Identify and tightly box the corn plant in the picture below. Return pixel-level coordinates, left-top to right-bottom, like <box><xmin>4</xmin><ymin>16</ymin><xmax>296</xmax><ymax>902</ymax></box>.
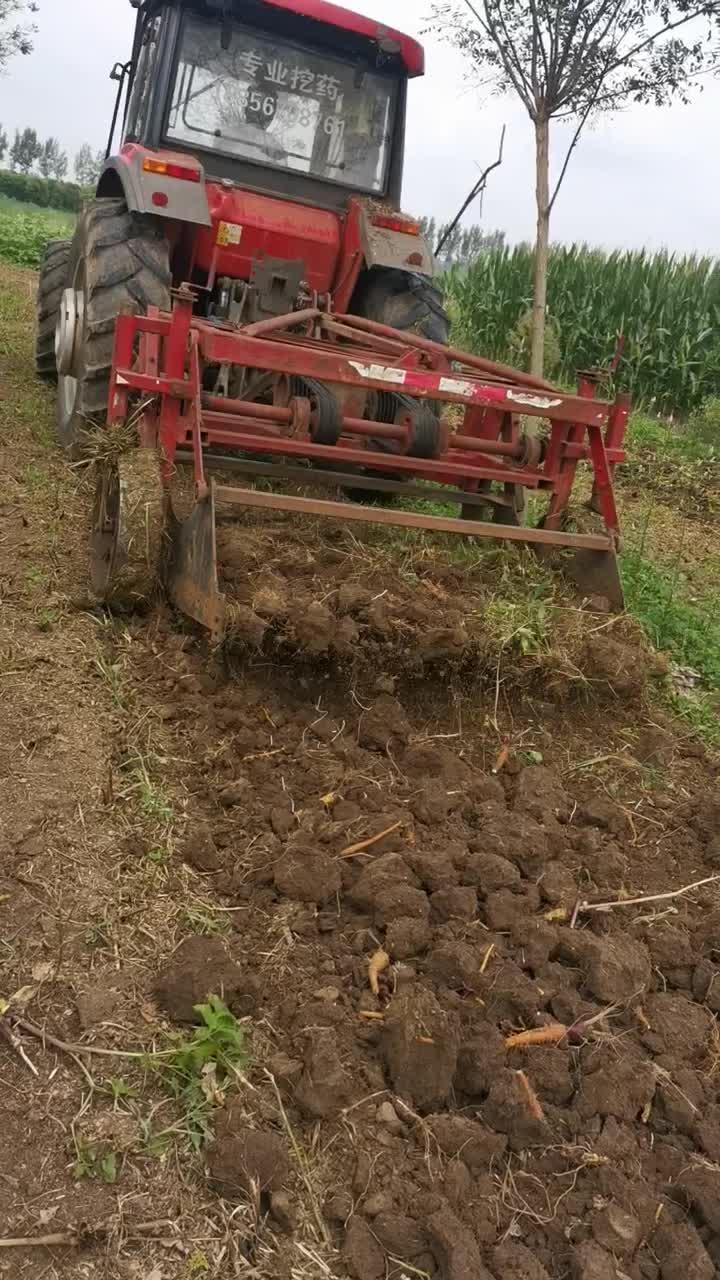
<box><xmin>445</xmin><ymin>243</ymin><xmax>720</xmax><ymax>414</ymax></box>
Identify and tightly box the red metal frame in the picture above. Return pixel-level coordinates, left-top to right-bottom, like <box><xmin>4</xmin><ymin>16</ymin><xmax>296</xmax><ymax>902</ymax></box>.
<box><xmin>261</xmin><ymin>0</ymin><xmax>425</xmax><ymax>76</ymax></box>
<box><xmin>107</xmin><ymin>295</ymin><xmax>627</xmax><ymax>550</ymax></box>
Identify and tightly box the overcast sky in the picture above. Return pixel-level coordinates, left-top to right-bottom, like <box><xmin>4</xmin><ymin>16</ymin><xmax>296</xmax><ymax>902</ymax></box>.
<box><xmin>1</xmin><ymin>0</ymin><xmax>718</xmax><ymax>254</ymax></box>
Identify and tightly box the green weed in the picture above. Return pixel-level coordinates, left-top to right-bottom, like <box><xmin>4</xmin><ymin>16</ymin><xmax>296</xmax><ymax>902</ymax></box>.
<box><xmin>73</xmin><ymin>1143</ymin><xmax>119</xmax><ymax>1184</ymax></box>
<box><xmin>181</xmin><ymin>905</ymin><xmax>231</xmax><ymax>936</ymax></box>
<box><xmin>148</xmin><ymin>996</ymin><xmax>249</xmax><ymax>1151</ymax></box>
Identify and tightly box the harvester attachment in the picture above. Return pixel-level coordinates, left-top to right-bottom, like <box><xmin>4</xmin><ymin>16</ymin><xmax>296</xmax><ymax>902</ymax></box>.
<box><xmin>98</xmin><ymin>291</ymin><xmax>629</xmax><ymax>638</ymax></box>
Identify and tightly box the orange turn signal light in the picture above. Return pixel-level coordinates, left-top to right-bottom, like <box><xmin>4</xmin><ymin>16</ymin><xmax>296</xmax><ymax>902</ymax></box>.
<box><xmin>371</xmin><ymin>214</ymin><xmax>421</xmax><ymax>236</ymax></box>
<box><xmin>143</xmin><ymin>158</ymin><xmax>201</xmax><ymax>183</ymax></box>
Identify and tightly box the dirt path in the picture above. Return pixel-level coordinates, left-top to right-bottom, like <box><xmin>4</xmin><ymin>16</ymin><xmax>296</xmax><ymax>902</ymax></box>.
<box><xmin>2</xmin><ymin>264</ymin><xmax>720</xmax><ymax>1280</ymax></box>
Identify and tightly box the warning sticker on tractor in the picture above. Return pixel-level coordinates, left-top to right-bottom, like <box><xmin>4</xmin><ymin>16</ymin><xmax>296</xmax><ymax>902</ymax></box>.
<box><xmin>217</xmin><ymin>222</ymin><xmax>243</xmax><ymax>247</ymax></box>
<box><xmin>506</xmin><ymin>391</ymin><xmax>562</xmax><ymax>409</ymax></box>
<box><xmin>348</xmin><ymin>360</ymin><xmax>407</xmax><ymax>385</ymax></box>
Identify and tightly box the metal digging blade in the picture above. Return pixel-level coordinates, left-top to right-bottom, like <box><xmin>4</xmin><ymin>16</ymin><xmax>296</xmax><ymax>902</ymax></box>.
<box><xmin>569</xmin><ymin>547</ymin><xmax>625</xmax><ymax>611</ymax></box>
<box><xmin>165</xmin><ymin>484</ymin><xmax>227</xmax><ymax>642</ymax></box>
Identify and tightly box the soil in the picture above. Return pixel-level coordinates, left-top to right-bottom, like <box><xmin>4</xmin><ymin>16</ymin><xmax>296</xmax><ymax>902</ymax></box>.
<box><xmin>2</xmin><ymin>263</ymin><xmax>720</xmax><ymax>1280</ymax></box>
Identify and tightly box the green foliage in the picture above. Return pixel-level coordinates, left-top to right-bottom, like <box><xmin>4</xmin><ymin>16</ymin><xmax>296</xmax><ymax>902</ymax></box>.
<box><xmin>622</xmin><ymin>552</ymin><xmax>720</xmax><ymax>687</ymax></box>
<box><xmin>507</xmin><ymin>306</ymin><xmax>562</xmax><ymax>379</ymax></box>
<box><xmin>10</xmin><ymin>126</ymin><xmax>41</xmax><ymax>174</ymax></box>
<box><xmin>446</xmin><ymin>244</ymin><xmax>720</xmax><ymax>414</ymax></box>
<box><xmin>0</xmin><ymin>1</ymin><xmax>38</xmax><ymax>69</ymax></box>
<box><xmin>0</xmin><ymin>205</ymin><xmax>74</xmax><ymax>267</ymax></box>
<box><xmin>149</xmin><ymin>995</ymin><xmax>249</xmax><ymax>1150</ymax></box>
<box><xmin>0</xmin><ymin>167</ymin><xmax>83</xmax><ymax>212</ymax></box>
<box><xmin>73</xmin><ymin>1144</ymin><xmax>119</xmax><ymax>1184</ymax></box>
<box><xmin>621</xmin><ymin>550</ymin><xmax>720</xmax><ymax>745</ymax></box>
<box><xmin>687</xmin><ymin>396</ymin><xmax>720</xmax><ymax>446</ymax></box>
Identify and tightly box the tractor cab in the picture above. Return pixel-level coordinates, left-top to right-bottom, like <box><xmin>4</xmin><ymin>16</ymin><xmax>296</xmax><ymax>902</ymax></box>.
<box><xmin>94</xmin><ymin>0</ymin><xmax>435</xmax><ymax>321</ymax></box>
<box><xmin>115</xmin><ymin>0</ymin><xmax>423</xmax><ymax>210</ymax></box>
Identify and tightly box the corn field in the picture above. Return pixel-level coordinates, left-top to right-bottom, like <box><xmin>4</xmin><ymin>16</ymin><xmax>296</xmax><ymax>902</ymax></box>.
<box><xmin>445</xmin><ymin>244</ymin><xmax>720</xmax><ymax>414</ymax></box>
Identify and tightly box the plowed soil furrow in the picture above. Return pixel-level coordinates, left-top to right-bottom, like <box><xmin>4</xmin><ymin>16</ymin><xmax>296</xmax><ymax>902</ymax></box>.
<box><xmin>1</xmin><ymin>264</ymin><xmax>720</xmax><ymax>1280</ymax></box>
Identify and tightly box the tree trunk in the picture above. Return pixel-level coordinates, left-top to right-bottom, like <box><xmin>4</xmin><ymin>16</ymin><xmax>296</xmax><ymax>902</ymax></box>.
<box><xmin>530</xmin><ymin>114</ymin><xmax>550</xmax><ymax>378</ymax></box>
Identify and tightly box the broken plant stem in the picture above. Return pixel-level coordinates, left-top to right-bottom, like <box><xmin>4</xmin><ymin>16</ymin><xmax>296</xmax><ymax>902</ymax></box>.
<box><xmin>0</xmin><ymin>1220</ymin><xmax>175</xmax><ymax>1249</ymax></box>
<box><xmin>265</xmin><ymin>1070</ymin><xmax>331</xmax><ymax>1248</ymax></box>
<box><xmin>339</xmin><ymin>820</ymin><xmax>402</xmax><ymax>859</ymax></box>
<box><xmin>0</xmin><ymin>1017</ymin><xmax>39</xmax><ymax>1076</ymax></box>
<box><xmin>579</xmin><ymin>874</ymin><xmax>720</xmax><ymax>915</ymax></box>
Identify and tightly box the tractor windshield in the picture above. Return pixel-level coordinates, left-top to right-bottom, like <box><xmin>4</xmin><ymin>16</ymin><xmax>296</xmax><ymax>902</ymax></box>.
<box><xmin>167</xmin><ymin>13</ymin><xmax>398</xmax><ymax>193</ymax></box>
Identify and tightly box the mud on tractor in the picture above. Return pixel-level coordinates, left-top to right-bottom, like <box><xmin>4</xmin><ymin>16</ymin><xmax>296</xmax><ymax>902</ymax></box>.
<box><xmin>36</xmin><ymin>0</ymin><xmax>629</xmax><ymax>640</ymax></box>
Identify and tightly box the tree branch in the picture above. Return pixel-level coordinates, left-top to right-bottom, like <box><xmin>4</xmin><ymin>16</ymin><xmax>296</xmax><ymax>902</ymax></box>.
<box><xmin>435</xmin><ymin>124</ymin><xmax>507</xmax><ymax>258</ymax></box>
<box><xmin>547</xmin><ymin>96</ymin><xmax>596</xmax><ymax>211</ymax></box>
<box><xmin>461</xmin><ymin>0</ymin><xmax>536</xmax><ymax>111</ymax></box>
<box><xmin>602</xmin><ymin>5</ymin><xmax>717</xmax><ymax>78</ymax></box>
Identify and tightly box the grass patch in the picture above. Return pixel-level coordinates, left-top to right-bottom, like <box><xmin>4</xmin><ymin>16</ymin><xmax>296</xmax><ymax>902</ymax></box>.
<box><xmin>626</xmin><ymin>411</ymin><xmax>719</xmax><ymax>465</ymax></box>
<box><xmin>622</xmin><ymin>549</ymin><xmax>720</xmax><ymax>743</ymax></box>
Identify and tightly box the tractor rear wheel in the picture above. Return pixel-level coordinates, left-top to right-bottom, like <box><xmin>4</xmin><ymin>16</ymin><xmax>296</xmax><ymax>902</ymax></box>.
<box><xmin>36</xmin><ymin>239</ymin><xmax>72</xmax><ymax>381</ymax></box>
<box><xmin>351</xmin><ymin>267</ymin><xmax>450</xmax><ymax>345</ymax></box>
<box><xmin>343</xmin><ymin>269</ymin><xmax>449</xmax><ymax>499</ymax></box>
<box><xmin>56</xmin><ymin>198</ymin><xmax>171</xmax><ymax>456</ymax></box>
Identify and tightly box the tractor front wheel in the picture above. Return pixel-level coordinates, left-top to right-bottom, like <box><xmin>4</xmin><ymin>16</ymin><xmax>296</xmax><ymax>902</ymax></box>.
<box><xmin>36</xmin><ymin>239</ymin><xmax>72</xmax><ymax>381</ymax></box>
<box><xmin>55</xmin><ymin>198</ymin><xmax>171</xmax><ymax>456</ymax></box>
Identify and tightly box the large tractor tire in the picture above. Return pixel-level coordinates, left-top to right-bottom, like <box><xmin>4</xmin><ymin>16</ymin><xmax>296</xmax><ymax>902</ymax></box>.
<box><xmin>55</xmin><ymin>198</ymin><xmax>171</xmax><ymax>456</ymax></box>
<box><xmin>351</xmin><ymin>267</ymin><xmax>450</xmax><ymax>345</ymax></box>
<box><xmin>36</xmin><ymin>239</ymin><xmax>72</xmax><ymax>381</ymax></box>
<box><xmin>342</xmin><ymin>269</ymin><xmax>450</xmax><ymax>497</ymax></box>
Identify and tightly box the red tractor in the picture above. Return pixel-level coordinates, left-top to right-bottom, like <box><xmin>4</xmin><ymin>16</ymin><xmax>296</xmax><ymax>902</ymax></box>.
<box><xmin>36</xmin><ymin>0</ymin><xmax>629</xmax><ymax>638</ymax></box>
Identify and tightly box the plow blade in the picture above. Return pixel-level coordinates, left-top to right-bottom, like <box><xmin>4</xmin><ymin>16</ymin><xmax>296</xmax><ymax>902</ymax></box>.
<box><xmin>165</xmin><ymin>487</ymin><xmax>227</xmax><ymax>642</ymax></box>
<box><xmin>568</xmin><ymin>546</ymin><xmax>625</xmax><ymax>611</ymax></box>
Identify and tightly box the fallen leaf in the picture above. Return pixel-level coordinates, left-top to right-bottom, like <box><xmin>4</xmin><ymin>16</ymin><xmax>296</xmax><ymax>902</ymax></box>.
<box><xmin>544</xmin><ymin>907</ymin><xmax>569</xmax><ymax>922</ymax></box>
<box><xmin>31</xmin><ymin>961</ymin><xmax>55</xmax><ymax>983</ymax></box>
<box><xmin>320</xmin><ymin>791</ymin><xmax>336</xmax><ymax>809</ymax></box>
<box><xmin>9</xmin><ymin>984</ymin><xmax>37</xmax><ymax>1009</ymax></box>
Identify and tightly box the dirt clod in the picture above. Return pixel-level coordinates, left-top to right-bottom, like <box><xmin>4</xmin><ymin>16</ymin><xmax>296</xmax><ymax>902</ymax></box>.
<box><xmin>180</xmin><ymin>821</ymin><xmax>221</xmax><ymax>871</ymax></box>
<box><xmin>382</xmin><ymin>987</ymin><xmax>459</xmax><ymax>1111</ymax></box>
<box><xmin>428</xmin><ymin>1205</ymin><xmax>494</xmax><ymax>1280</ymax></box>
<box><xmin>154</xmin><ymin>935</ymin><xmax>257</xmax><ymax>1023</ymax></box>
<box><xmin>655</xmin><ymin>1221</ymin><xmax>714</xmax><ymax>1280</ymax></box>
<box><xmin>343</xmin><ymin>1217</ymin><xmax>385</xmax><ymax>1280</ymax></box>
<box><xmin>493</xmin><ymin>1240</ymin><xmax>552</xmax><ymax>1280</ymax></box>
<box><xmin>206</xmin><ymin>1115</ymin><xmax>288</xmax><ymax>1199</ymax></box>
<box><xmin>274</xmin><ymin>844</ymin><xmax>341</xmax><ymax>903</ymax></box>
<box><xmin>294</xmin><ymin>1029</ymin><xmax>354</xmax><ymax>1117</ymax></box>
<box><xmin>591</xmin><ymin>1201</ymin><xmax>643</xmax><ymax>1256</ymax></box>
<box><xmin>455</xmin><ymin>1025</ymin><xmax>507</xmax><ymax>1096</ymax></box>
<box><xmin>426</xmin><ymin>1114</ymin><xmax>507</xmax><ymax>1171</ymax></box>
<box><xmin>571</xmin><ymin>1240</ymin><xmax>618</xmax><ymax>1280</ymax></box>
<box><xmin>386</xmin><ymin>916</ymin><xmax>432</xmax><ymax>959</ymax></box>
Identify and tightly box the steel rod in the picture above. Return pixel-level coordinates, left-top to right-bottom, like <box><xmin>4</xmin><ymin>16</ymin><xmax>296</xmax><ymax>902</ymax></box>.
<box><xmin>213</xmin><ymin>485</ymin><xmax>612</xmax><ymax>550</ymax></box>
